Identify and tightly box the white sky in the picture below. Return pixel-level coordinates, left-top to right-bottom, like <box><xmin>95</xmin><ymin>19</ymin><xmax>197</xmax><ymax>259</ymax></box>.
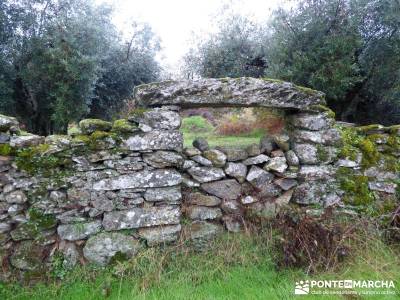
<box><xmin>95</xmin><ymin>0</ymin><xmax>283</xmax><ymax>73</ymax></box>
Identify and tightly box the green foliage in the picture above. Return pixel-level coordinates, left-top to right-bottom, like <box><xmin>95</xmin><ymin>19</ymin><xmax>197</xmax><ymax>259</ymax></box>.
<box><xmin>0</xmin><ymin>1</ymin><xmax>160</xmax><ymax>134</ymax></box>
<box><xmin>182</xmin><ymin>12</ymin><xmax>267</xmax><ymax>79</ymax></box>
<box><xmin>51</xmin><ymin>251</ymin><xmax>69</xmax><ymax>280</ymax></box>
<box><xmin>181</xmin><ymin>116</ymin><xmax>215</xmax><ymax>134</ymax></box>
<box><xmin>266</xmin><ymin>0</ymin><xmax>400</xmax><ymax>125</ymax></box>
<box><xmin>1</xmin><ymin>231</ymin><xmax>400</xmax><ymax>299</ymax></box>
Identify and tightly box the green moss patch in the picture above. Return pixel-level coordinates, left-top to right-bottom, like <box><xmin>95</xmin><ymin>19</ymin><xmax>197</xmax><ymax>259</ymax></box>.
<box><xmin>337</xmin><ymin>167</ymin><xmax>375</xmax><ymax>206</ymax></box>
<box><xmin>15</xmin><ymin>144</ymin><xmax>71</xmax><ymax>175</ymax></box>
<box><xmin>79</xmin><ymin>119</ymin><xmax>112</xmax><ymax>134</ymax></box>
<box><xmin>111</xmin><ymin>119</ymin><xmax>138</xmax><ymax>134</ymax></box>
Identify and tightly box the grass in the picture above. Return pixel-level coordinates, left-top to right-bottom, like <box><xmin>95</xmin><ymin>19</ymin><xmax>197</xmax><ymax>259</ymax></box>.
<box><xmin>1</xmin><ymin>230</ymin><xmax>399</xmax><ymax>300</ymax></box>
<box><xmin>181</xmin><ymin>115</ymin><xmax>264</xmax><ymax>148</ymax></box>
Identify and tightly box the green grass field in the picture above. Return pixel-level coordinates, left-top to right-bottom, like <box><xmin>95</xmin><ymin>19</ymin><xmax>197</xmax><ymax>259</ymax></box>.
<box><xmin>181</xmin><ymin>115</ymin><xmax>264</xmax><ymax>148</ymax></box>
<box><xmin>1</xmin><ymin>232</ymin><xmax>399</xmax><ymax>300</ymax></box>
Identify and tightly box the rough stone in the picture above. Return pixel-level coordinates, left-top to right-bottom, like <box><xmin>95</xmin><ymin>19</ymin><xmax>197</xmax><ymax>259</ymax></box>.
<box><xmin>246</xmin><ymin>166</ymin><xmax>274</xmax><ymax>189</ymax></box>
<box><xmin>103</xmin><ymin>206</ymin><xmax>181</xmax><ymax>230</ymax></box>
<box><xmin>186</xmin><ymin>221</ymin><xmax>222</xmax><ymax>249</ymax></box>
<box><xmin>90</xmin><ymin>193</ymin><xmax>114</xmax><ymax>213</ymax></box>
<box><xmin>285</xmin><ymin>150</ymin><xmax>299</xmax><ymax>166</ymax></box>
<box><xmin>193</xmin><ymin>137</ymin><xmax>209</xmax><ymax>151</ymax></box>
<box><xmin>222</xmin><ymin>215</ymin><xmax>242</xmax><ymax>232</ymax></box>
<box><xmin>292</xmin><ymin>143</ymin><xmax>337</xmax><ymax>164</ymax></box>
<box><xmin>0</xmin><ymin>114</ymin><xmax>19</xmax><ymax>132</ymax></box>
<box><xmin>246</xmin><ymin>143</ymin><xmax>261</xmax><ymax>156</ymax></box>
<box><xmin>138</xmin><ymin>224</ymin><xmax>181</xmax><ymax>246</ymax></box>
<box><xmin>290</xmin><ymin>112</ymin><xmax>333</xmax><ymax>131</ymax></box>
<box><xmin>183</xmin><ymin>147</ymin><xmax>201</xmax><ymax>157</ymax></box>
<box><xmin>0</xmin><ymin>133</ymin><xmax>10</xmax><ymax>143</ymax></box>
<box><xmin>191</xmin><ymin>155</ymin><xmax>213</xmax><ymax>166</ymax></box>
<box><xmin>181</xmin><ymin>174</ymin><xmax>200</xmax><ymax>188</ymax></box>
<box><xmin>143</xmin><ymin>151</ymin><xmax>184</xmax><ymax>168</ymax></box>
<box><xmin>5</xmin><ymin>190</ymin><xmax>27</xmax><ymax>204</ymax></box>
<box><xmin>134</xmin><ymin>78</ymin><xmax>325</xmax><ymax>109</ymax></box>
<box><xmin>275</xmin><ymin>189</ymin><xmax>294</xmax><ymax>207</ymax></box>
<box><xmin>202</xmin><ymin>149</ymin><xmax>227</xmax><ymax>167</ymax></box>
<box><xmin>243</xmin><ymin>154</ymin><xmax>270</xmax><ymax>166</ymax></box>
<box><xmin>216</xmin><ymin>147</ymin><xmax>248</xmax><ymax>161</ymax></box>
<box><xmin>83</xmin><ymin>232</ymin><xmax>140</xmax><ymax>266</ymax></box>
<box><xmin>260</xmin><ymin>135</ymin><xmax>276</xmax><ymax>154</ymax></box>
<box><xmin>10</xmin><ymin>135</ymin><xmax>44</xmax><ymax>148</ymax></box>
<box><xmin>182</xmin><ymin>159</ymin><xmax>197</xmax><ymax>169</ymax></box>
<box><xmin>292</xmin><ymin>181</ymin><xmax>338</xmax><ymax>205</ymax></box>
<box><xmin>136</xmin><ymin>109</ymin><xmax>181</xmax><ymax>131</ymax></box>
<box><xmin>293</xmin><ymin>128</ymin><xmax>341</xmax><ymax>146</ymax></box>
<box><xmin>274</xmin><ymin>178</ymin><xmax>297</xmax><ymax>191</ymax></box>
<box><xmin>270</xmin><ymin>149</ymin><xmax>285</xmax><ymax>157</ymax></box>
<box><xmin>187</xmin><ymin>166</ymin><xmax>225</xmax><ymax>183</ymax></box>
<box><xmin>144</xmin><ymin>186</ymin><xmax>181</xmax><ymax>202</ymax></box>
<box><xmin>364</xmin><ymin>167</ymin><xmax>398</xmax><ymax>181</ymax></box>
<box><xmin>57</xmin><ymin>220</ymin><xmax>102</xmax><ymax>241</ymax></box>
<box><xmin>186</xmin><ymin>192</ymin><xmax>221</xmax><ymax>206</ymax></box>
<box><xmin>298</xmin><ymin>165</ymin><xmax>334</xmax><ymax>180</ymax></box>
<box><xmin>224</xmin><ymin>162</ymin><xmax>247</xmax><ymax>183</ymax></box>
<box><xmin>264</xmin><ymin>157</ymin><xmax>288</xmax><ymax>173</ymax></box>
<box><xmin>336</xmin><ymin>159</ymin><xmax>358</xmax><ymax>168</ymax></box>
<box><xmin>59</xmin><ymin>241</ymin><xmax>80</xmax><ymax>268</ymax></box>
<box><xmin>105</xmin><ymin>157</ymin><xmax>146</xmax><ymax>173</ymax></box>
<box><xmin>240</xmin><ymin>195</ymin><xmax>258</xmax><ymax>204</ymax></box>
<box><xmin>79</xmin><ymin>119</ymin><xmax>112</xmax><ymax>134</ymax></box>
<box><xmin>93</xmin><ymin>169</ymin><xmax>182</xmax><ymax>190</ymax></box>
<box><xmin>0</xmin><ymin>222</ymin><xmax>11</xmax><ymax>234</ymax></box>
<box><xmin>10</xmin><ymin>241</ymin><xmax>45</xmax><ymax>270</ymax></box>
<box><xmin>273</xmin><ymin>134</ymin><xmax>290</xmax><ymax>151</ymax></box>
<box><xmin>186</xmin><ymin>206</ymin><xmax>222</xmax><ymax>220</ymax></box>
<box><xmin>221</xmin><ymin>200</ymin><xmax>241</xmax><ymax>214</ymax></box>
<box><xmin>368</xmin><ymin>182</ymin><xmax>397</xmax><ymax>194</ymax></box>
<box><xmin>201</xmin><ymin>179</ymin><xmax>242</xmax><ymax>200</ymax></box>
<box><xmin>122</xmin><ymin>130</ymin><xmax>183</xmax><ymax>151</ymax></box>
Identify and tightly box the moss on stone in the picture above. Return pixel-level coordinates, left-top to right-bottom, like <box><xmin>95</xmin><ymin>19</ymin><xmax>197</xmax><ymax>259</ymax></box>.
<box><xmin>388</xmin><ymin>124</ymin><xmax>400</xmax><ymax>135</ymax></box>
<box><xmin>356</xmin><ymin>124</ymin><xmax>384</xmax><ymax>134</ymax></box>
<box><xmin>359</xmin><ymin>138</ymin><xmax>380</xmax><ymax>169</ymax></box>
<box><xmin>316</xmin><ymin>144</ymin><xmax>329</xmax><ymax>162</ymax></box>
<box><xmin>262</xmin><ymin>77</ymin><xmax>285</xmax><ymax>84</ymax></box>
<box><xmin>111</xmin><ymin>119</ymin><xmax>138</xmax><ymax>134</ymax></box>
<box><xmin>336</xmin><ymin>167</ymin><xmax>375</xmax><ymax>206</ymax></box>
<box><xmin>0</xmin><ymin>144</ymin><xmax>14</xmax><ymax>156</ymax></box>
<box><xmin>128</xmin><ymin>108</ymin><xmax>149</xmax><ymax>121</ymax></box>
<box><xmin>15</xmin><ymin>144</ymin><xmax>71</xmax><ymax>175</ymax></box>
<box><xmin>28</xmin><ymin>208</ymin><xmax>57</xmax><ymax>230</ymax></box>
<box><xmin>79</xmin><ymin>119</ymin><xmax>112</xmax><ymax>134</ymax></box>
<box><xmin>309</xmin><ymin>104</ymin><xmax>336</xmax><ymax>119</ymax></box>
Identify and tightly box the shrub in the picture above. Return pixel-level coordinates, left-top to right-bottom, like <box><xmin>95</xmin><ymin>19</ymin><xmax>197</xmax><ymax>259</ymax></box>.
<box><xmin>273</xmin><ymin>209</ymin><xmax>353</xmax><ymax>274</ymax></box>
<box><xmin>181</xmin><ymin>116</ymin><xmax>215</xmax><ymax>134</ymax></box>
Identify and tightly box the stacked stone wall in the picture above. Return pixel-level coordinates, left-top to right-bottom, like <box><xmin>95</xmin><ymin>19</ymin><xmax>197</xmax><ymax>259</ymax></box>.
<box><xmin>0</xmin><ymin>77</ymin><xmax>398</xmax><ymax>276</ymax></box>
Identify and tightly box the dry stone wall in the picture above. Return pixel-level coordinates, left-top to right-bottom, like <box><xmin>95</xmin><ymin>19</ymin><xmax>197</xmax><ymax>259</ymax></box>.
<box><xmin>0</xmin><ymin>77</ymin><xmax>399</xmax><ymax>276</ymax></box>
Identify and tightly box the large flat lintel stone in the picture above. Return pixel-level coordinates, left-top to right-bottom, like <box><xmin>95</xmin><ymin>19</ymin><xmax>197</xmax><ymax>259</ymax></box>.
<box><xmin>134</xmin><ymin>78</ymin><xmax>325</xmax><ymax>109</ymax></box>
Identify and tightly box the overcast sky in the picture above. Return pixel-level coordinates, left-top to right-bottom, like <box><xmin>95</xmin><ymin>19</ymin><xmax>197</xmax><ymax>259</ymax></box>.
<box><xmin>95</xmin><ymin>0</ymin><xmax>283</xmax><ymax>72</ymax></box>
